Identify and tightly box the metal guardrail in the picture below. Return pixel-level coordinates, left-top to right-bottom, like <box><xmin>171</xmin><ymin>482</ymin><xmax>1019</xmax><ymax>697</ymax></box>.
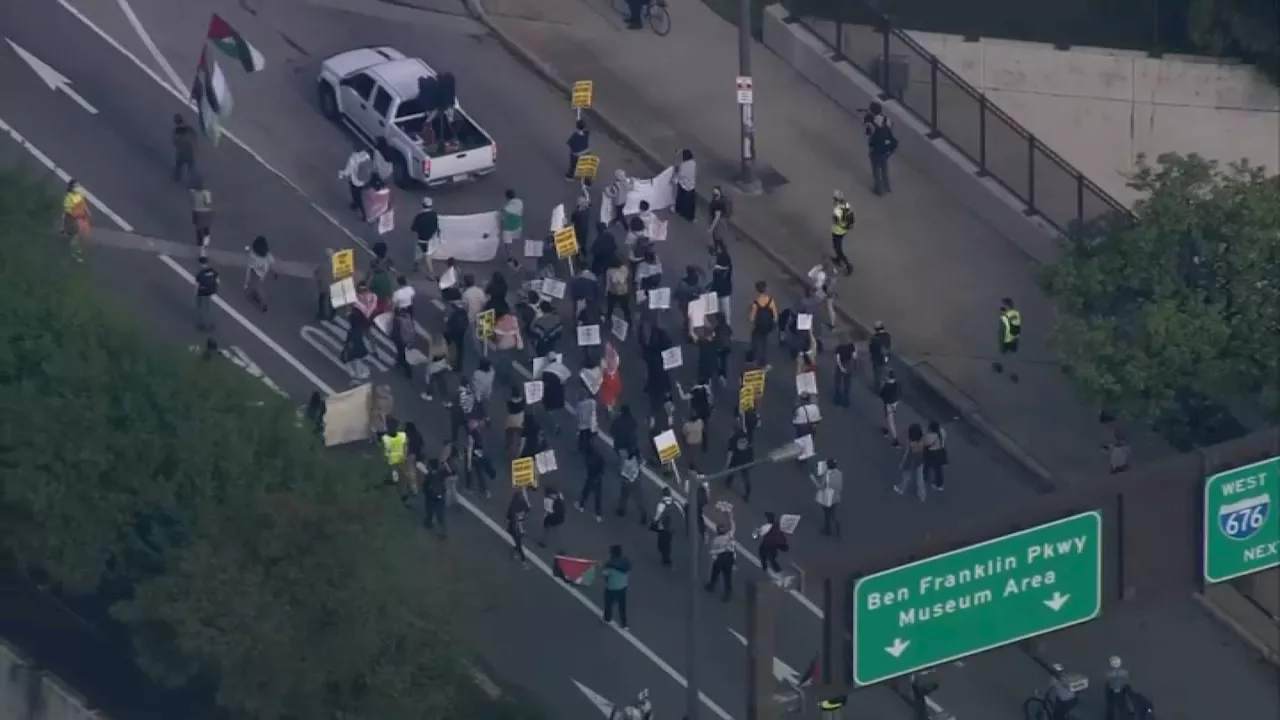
<box><xmin>781</xmin><ymin>1</ymin><xmax>1136</xmax><ymax>234</ymax></box>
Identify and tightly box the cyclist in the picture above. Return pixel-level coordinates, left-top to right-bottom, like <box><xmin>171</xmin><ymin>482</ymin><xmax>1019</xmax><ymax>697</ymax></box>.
<box><xmin>1045</xmin><ymin>671</ymin><xmax>1078</xmax><ymax>720</ymax></box>
<box><xmin>61</xmin><ymin>178</ymin><xmax>91</xmax><ymax>260</ymax></box>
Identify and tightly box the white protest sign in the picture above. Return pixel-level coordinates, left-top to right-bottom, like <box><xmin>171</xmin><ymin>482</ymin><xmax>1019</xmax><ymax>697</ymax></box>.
<box><xmin>779</xmin><ymin>514</ymin><xmax>801</xmax><ymax>534</ymax></box>
<box><xmin>612</xmin><ymin>316</ymin><xmax>629</xmax><ymax>341</ymax></box>
<box><xmin>689</xmin><ymin>303</ymin><xmax>706</xmax><ymax>329</ymax></box>
<box><xmin>796</xmin><ymin>371</ymin><xmax>818</xmax><ymax>396</ymax></box>
<box><xmin>541</xmin><ymin>278</ymin><xmax>567</xmax><ymax>299</ymax></box>
<box><xmin>636</xmin><ymin>289</ymin><xmax>647</xmax><ymax>304</ymax></box>
<box><xmin>580</xmin><ymin>366</ymin><xmax>603</xmax><ymax>395</ymax></box>
<box><xmin>577</xmin><ymin>324</ymin><xmax>602</xmax><ymax>346</ymax></box>
<box><xmin>662</xmin><ymin>346</ymin><xmax>683</xmax><ymax>370</ymax></box>
<box><xmin>652</xmin><ymin>429</ymin><xmax>679</xmax><ymax>457</ymax></box>
<box><xmin>377</xmin><ymin>209</ymin><xmax>395</xmax><ymax>234</ymax></box>
<box><xmin>648</xmin><ymin>287</ymin><xmax>671</xmax><ymax>310</ymax></box>
<box><xmin>535</xmin><ymin>449</ymin><xmax>559</xmax><ymax>474</ymax></box>
<box><xmin>550</xmin><ymin>203</ymin><xmax>567</xmax><ymax>231</ymax></box>
<box><xmin>524</xmin><ymin>239</ymin><xmax>544</xmax><ymax>258</ymax></box>
<box><xmin>795</xmin><ymin>434</ymin><xmax>815</xmax><ymax>460</ymax></box>
<box><xmin>438</xmin><ymin>266</ymin><xmax>458</xmax><ymax>290</ymax></box>
<box><xmin>699</xmin><ymin>292</ymin><xmax>720</xmax><ymax>315</ymax></box>
<box><xmin>373</xmin><ymin>312</ymin><xmax>393</xmax><ymax>336</ymax></box>
<box><xmin>647</xmin><ymin>216</ymin><xmax>668</xmax><ymax>242</ymax></box>
<box><xmin>524</xmin><ymin>380</ymin><xmax>544</xmax><ymax>404</ymax></box>
<box><xmin>329</xmin><ymin>277</ymin><xmax>357</xmax><ymax>308</ymax></box>
<box><xmin>797</xmin><ymin>313</ymin><xmax>813</xmax><ymax>331</ymax></box>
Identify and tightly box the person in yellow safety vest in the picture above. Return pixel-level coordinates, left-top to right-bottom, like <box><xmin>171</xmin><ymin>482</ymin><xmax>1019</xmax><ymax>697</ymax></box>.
<box><xmin>382</xmin><ymin>417</ymin><xmax>409</xmax><ymax>484</ymax></box>
<box><xmin>992</xmin><ymin>296</ymin><xmax>1023</xmax><ymax>383</ymax></box>
<box><xmin>829</xmin><ymin>190</ymin><xmax>854</xmax><ymax>276</ymax></box>
<box><xmin>61</xmin><ymin>179</ymin><xmax>91</xmax><ymax>260</ymax></box>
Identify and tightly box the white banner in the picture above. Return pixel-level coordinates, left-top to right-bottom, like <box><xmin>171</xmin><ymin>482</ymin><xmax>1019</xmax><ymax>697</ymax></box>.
<box><xmin>428</xmin><ymin>211</ymin><xmax>502</xmax><ymax>263</ymax></box>
<box><xmin>599</xmin><ymin>166</ymin><xmax>677</xmax><ymax>225</ymax></box>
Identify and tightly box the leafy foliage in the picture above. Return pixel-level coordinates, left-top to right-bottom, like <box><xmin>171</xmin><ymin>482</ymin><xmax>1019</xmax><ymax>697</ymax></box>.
<box><xmin>0</xmin><ymin>171</ymin><xmax>530</xmax><ymax>720</ymax></box>
<box><xmin>1188</xmin><ymin>0</ymin><xmax>1280</xmax><ymax>81</ymax></box>
<box><xmin>1044</xmin><ymin>153</ymin><xmax>1280</xmax><ymax>447</ymax></box>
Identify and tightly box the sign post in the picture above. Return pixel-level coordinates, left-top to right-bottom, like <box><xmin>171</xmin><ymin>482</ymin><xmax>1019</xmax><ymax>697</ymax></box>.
<box><xmin>852</xmin><ymin>511</ymin><xmax>1102</xmax><ymax>686</ymax></box>
<box><xmin>1203</xmin><ymin>456</ymin><xmax>1280</xmax><ymax>584</ymax></box>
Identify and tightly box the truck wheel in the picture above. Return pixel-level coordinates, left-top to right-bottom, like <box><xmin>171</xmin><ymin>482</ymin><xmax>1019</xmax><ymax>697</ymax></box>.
<box><xmin>317</xmin><ymin>82</ymin><xmax>339</xmax><ymax>121</ymax></box>
<box><xmin>390</xmin><ymin>152</ymin><xmax>413</xmax><ymax>189</ymax></box>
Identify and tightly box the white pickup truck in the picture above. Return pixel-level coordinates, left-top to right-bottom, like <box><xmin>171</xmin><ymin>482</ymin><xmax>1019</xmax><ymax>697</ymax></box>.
<box><xmin>317</xmin><ymin>47</ymin><xmax>497</xmax><ymax>188</ymax></box>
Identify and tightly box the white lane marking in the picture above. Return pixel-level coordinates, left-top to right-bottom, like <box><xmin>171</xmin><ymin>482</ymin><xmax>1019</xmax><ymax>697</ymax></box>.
<box><xmin>1</xmin><ymin>114</ymin><xmax>734</xmax><ymax>720</ymax></box>
<box><xmin>572</xmin><ymin>679</ymin><xmax>616</xmax><ymax>718</ymax></box>
<box><xmin>55</xmin><ymin>0</ymin><xmax>375</xmax><ymax>256</ymax></box>
<box><xmin>6</xmin><ymin>39</ymin><xmax>100</xmax><ymax>114</ymax></box>
<box><xmin>188</xmin><ymin>344</ymin><xmax>290</xmax><ymax>399</ymax></box>
<box><xmin>727</xmin><ymin>628</ymin><xmax>799</xmax><ymax>686</ymax></box>
<box><xmin>114</xmin><ymin>0</ymin><xmax>188</xmax><ymax>95</ymax></box>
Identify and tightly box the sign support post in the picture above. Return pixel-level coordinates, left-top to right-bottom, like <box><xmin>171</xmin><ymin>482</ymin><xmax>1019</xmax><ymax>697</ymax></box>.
<box><xmin>736</xmin><ymin>0</ymin><xmax>761</xmax><ymax>195</ymax></box>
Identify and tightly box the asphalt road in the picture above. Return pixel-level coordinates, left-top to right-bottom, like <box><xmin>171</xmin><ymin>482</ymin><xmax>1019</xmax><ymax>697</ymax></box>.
<box><xmin>1</xmin><ymin>2</ymin><xmax>1276</xmax><ymax>720</ymax></box>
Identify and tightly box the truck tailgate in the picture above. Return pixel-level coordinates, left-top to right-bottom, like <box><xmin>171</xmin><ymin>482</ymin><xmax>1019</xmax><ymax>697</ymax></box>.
<box><xmin>427</xmin><ymin>145</ymin><xmax>494</xmax><ymax>182</ymax></box>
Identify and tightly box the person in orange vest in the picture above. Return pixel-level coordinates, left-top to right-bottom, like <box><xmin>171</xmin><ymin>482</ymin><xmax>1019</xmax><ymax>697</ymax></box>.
<box><xmin>61</xmin><ymin>179</ymin><xmax>91</xmax><ymax>261</ymax></box>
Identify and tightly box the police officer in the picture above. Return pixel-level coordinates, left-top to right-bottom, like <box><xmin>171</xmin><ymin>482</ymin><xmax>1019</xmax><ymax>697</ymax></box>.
<box><xmin>382</xmin><ymin>417</ymin><xmax>409</xmax><ymax>485</ymax></box>
<box><xmin>1104</xmin><ymin>656</ymin><xmax>1130</xmax><ymax>720</ymax></box>
<box><xmin>830</xmin><ymin>190</ymin><xmax>854</xmax><ymax>275</ymax></box>
<box><xmin>992</xmin><ymin>297</ymin><xmax>1022</xmax><ymax>382</ymax></box>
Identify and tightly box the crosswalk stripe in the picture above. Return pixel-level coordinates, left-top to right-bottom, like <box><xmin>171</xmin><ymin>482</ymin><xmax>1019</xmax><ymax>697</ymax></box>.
<box><xmin>328</xmin><ymin>316</ymin><xmax>427</xmax><ymax>366</ymax></box>
<box><xmin>301</xmin><ymin>324</ymin><xmax>391</xmax><ymax>373</ymax></box>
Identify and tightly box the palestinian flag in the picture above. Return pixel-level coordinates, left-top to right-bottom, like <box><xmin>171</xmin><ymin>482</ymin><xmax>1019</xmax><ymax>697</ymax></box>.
<box><xmin>553</xmin><ymin>555</ymin><xmax>598</xmax><ymax>587</ymax></box>
<box><xmin>190</xmin><ymin>48</ymin><xmax>233</xmax><ymax>144</ymax></box>
<box><xmin>206</xmin><ymin>14</ymin><xmax>265</xmax><ymax>73</ymax></box>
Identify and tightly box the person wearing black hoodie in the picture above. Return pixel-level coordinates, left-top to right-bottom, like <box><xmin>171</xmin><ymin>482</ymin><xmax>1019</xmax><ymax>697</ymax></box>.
<box><xmin>539</xmin><ymin>485</ymin><xmax>567</xmax><ymax>550</ymax></box>
<box><xmin>863</xmin><ymin>102</ymin><xmax>898</xmax><ymax>196</ymax></box>
<box><xmin>756</xmin><ymin>511</ymin><xmax>789</xmax><ymax>573</ymax></box>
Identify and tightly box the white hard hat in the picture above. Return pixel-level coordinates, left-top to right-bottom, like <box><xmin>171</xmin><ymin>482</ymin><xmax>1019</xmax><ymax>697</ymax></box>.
<box><xmin>1109</xmin><ymin>656</ymin><xmax>1122</xmax><ymax>669</ymax></box>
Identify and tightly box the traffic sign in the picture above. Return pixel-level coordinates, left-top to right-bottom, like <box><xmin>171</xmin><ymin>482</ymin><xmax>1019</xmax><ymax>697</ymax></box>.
<box><xmin>852</xmin><ymin>511</ymin><xmax>1101</xmax><ymax>686</ymax></box>
<box><xmin>1203</xmin><ymin>455</ymin><xmax>1279</xmax><ymax>583</ymax></box>
<box><xmin>736</xmin><ymin>75</ymin><xmax>753</xmax><ymax>104</ymax></box>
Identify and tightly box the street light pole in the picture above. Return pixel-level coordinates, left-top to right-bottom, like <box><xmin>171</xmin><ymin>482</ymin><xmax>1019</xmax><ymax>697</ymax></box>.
<box><xmin>737</xmin><ymin>0</ymin><xmax>762</xmax><ymax>195</ymax></box>
<box><xmin>671</xmin><ymin>441</ymin><xmax>804</xmax><ymax>720</ymax></box>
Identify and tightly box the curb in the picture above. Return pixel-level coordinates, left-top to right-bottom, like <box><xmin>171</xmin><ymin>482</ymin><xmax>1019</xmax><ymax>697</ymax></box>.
<box><xmin>460</xmin><ymin>0</ymin><xmax>1057</xmax><ymax>492</ymax></box>
<box><xmin>1192</xmin><ymin>590</ymin><xmax>1280</xmax><ymax>669</ymax></box>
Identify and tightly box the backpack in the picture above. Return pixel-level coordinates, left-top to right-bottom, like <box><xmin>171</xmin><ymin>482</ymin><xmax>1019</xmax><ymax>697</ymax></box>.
<box><xmin>870</xmin><ymin>122</ymin><xmax>898</xmax><ymax>155</ymax></box>
<box><xmin>752</xmin><ymin>296</ymin><xmax>777</xmax><ymax>333</ymax></box>
<box><xmin>445</xmin><ymin>305</ymin><xmax>468</xmax><ymax>338</ymax></box>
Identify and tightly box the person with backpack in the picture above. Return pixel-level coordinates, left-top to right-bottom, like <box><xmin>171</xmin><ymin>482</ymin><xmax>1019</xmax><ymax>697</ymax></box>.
<box><xmin>864</xmin><ymin>101</ymin><xmax>899</xmax><ymax>196</ymax></box>
<box><xmin>651</xmin><ymin>488</ymin><xmax>681</xmax><ymax>568</ymax></box>
<box><xmin>747</xmin><ymin>281</ymin><xmax>778</xmax><ymax>365</ymax></box>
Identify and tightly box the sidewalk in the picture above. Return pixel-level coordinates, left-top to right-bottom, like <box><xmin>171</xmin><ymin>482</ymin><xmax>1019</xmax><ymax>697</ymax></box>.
<box><xmin>461</xmin><ymin>0</ymin><xmax>1171</xmax><ymax>484</ymax></box>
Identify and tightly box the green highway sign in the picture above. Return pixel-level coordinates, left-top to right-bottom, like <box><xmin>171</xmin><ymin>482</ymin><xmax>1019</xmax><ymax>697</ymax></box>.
<box><xmin>852</xmin><ymin>511</ymin><xmax>1102</xmax><ymax>686</ymax></box>
<box><xmin>1203</xmin><ymin>456</ymin><xmax>1280</xmax><ymax>584</ymax></box>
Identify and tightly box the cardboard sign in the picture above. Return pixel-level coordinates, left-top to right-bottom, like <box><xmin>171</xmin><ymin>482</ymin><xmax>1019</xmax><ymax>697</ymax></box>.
<box><xmin>738</xmin><ymin>385</ymin><xmax>756</xmax><ymax>413</ymax></box>
<box><xmin>524</xmin><ymin>380</ymin><xmax>544</xmax><ymax>404</ymax></box>
<box><xmin>535</xmin><ymin>449</ymin><xmax>559</xmax><ymax>474</ymax></box>
<box><xmin>511</xmin><ymin>457</ymin><xmax>537</xmax><ymax>488</ymax></box>
<box><xmin>796</xmin><ymin>371</ymin><xmax>818</xmax><ymax>396</ymax></box>
<box><xmin>779</xmin><ymin>514</ymin><xmax>801</xmax><ymax>534</ymax></box>
<box><xmin>797</xmin><ymin>313</ymin><xmax>813</xmax><ymax>331</ymax></box>
<box><xmin>647</xmin><ymin>287</ymin><xmax>671</xmax><ymax>310</ymax></box>
<box><xmin>554</xmin><ymin>227</ymin><xmax>579</xmax><ymax>258</ymax></box>
<box><xmin>611</xmin><ymin>316</ymin><xmax>629</xmax><ymax>341</ymax></box>
<box><xmin>524</xmin><ymin>239</ymin><xmax>544</xmax><ymax>258</ymax></box>
<box><xmin>541</xmin><ymin>278</ymin><xmax>567</xmax><ymax>299</ymax></box>
<box><xmin>377</xmin><ymin>209</ymin><xmax>395</xmax><ymax>235</ymax></box>
<box><xmin>647</xmin><ymin>216</ymin><xmax>668</xmax><ymax>242</ymax></box>
<box><xmin>795</xmin><ymin>434</ymin><xmax>815</xmax><ymax>461</ymax></box>
<box><xmin>331</xmin><ymin>249</ymin><xmax>355</xmax><ymax>280</ymax></box>
<box><xmin>476</xmin><ymin>309</ymin><xmax>496</xmax><ymax>340</ymax></box>
<box><xmin>330</xmin><ymin>277</ymin><xmax>357</xmax><ymax>308</ymax></box>
<box><xmin>574</xmin><ymin>154</ymin><xmax>600</xmax><ymax>179</ymax></box>
<box><xmin>699</xmin><ymin>292</ymin><xmax>720</xmax><ymax>315</ymax></box>
<box><xmin>571</xmin><ymin>80</ymin><xmax>594</xmax><ymax>109</ymax></box>
<box><xmin>438</xmin><ymin>266</ymin><xmax>458</xmax><ymax>290</ymax></box>
<box><xmin>661</xmin><ymin>346</ymin><xmax>683</xmax><ymax>370</ymax></box>
<box><xmin>742</xmin><ymin>369</ymin><xmax>766</xmax><ymax>398</ymax></box>
<box><xmin>577</xmin><ymin>324</ymin><xmax>602</xmax><ymax>346</ymax></box>
<box><xmin>653</xmin><ymin>429</ymin><xmax>681</xmax><ymax>463</ymax></box>
<box><xmin>580</xmin><ymin>366</ymin><xmax>603</xmax><ymax>395</ymax></box>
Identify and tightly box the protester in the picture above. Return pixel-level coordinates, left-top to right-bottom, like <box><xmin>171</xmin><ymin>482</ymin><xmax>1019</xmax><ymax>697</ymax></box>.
<box><xmin>539</xmin><ymin>485</ymin><xmax>567</xmax><ymax>549</ymax></box>
<box><xmin>869</xmin><ymin>320</ymin><xmax>892</xmax><ymax>389</ymax></box>
<box><xmin>879</xmin><ymin>369</ymin><xmax>902</xmax><ymax>447</ymax></box>
<box><xmin>340</xmin><ymin>304</ymin><xmax>372</xmax><ymax>382</ymax></box>
<box><xmin>755</xmin><ymin>511</ymin><xmax>789</xmax><ymax>574</ymax></box>
<box><xmin>575</xmin><ymin>444</ymin><xmax>606</xmax><ymax>522</ymax></box>
<box><xmin>673</xmin><ymin>149</ymin><xmax>697</xmax><ymax>222</ymax></box>
<box><xmin>895</xmin><ymin>423</ymin><xmax>927</xmax><ymax>501</ymax></box>
<box><xmin>748</xmin><ymin>281</ymin><xmax>778</xmax><ymax>363</ymax></box>
<box><xmin>194</xmin><ymin>256</ymin><xmax>218</xmax><ymax>333</ymax></box>
<box><xmin>411</xmin><ymin>197</ymin><xmax>441</xmax><ymax>276</ymax></box>
<box><xmin>601</xmin><ymin>544</ymin><xmax>631</xmax><ymax>629</ymax></box>
<box><xmin>723</xmin><ymin>429</ymin><xmax>755</xmax><ymax>502</ymax></box>
<box><xmin>614</xmin><ymin>447</ymin><xmax>647</xmax><ymax>524</ymax></box>
<box><xmin>652</xmin><ymin>488</ymin><xmax>680</xmax><ymax>568</ymax></box>
<box><xmin>420</xmin><ymin>458</ymin><xmax>448</xmax><ymax>536</ymax></box>
<box><xmin>710</xmin><ymin>249</ymin><xmax>734</xmax><ymax>325</ymax></box>
<box><xmin>189</xmin><ymin>174</ymin><xmax>213</xmax><ymax>254</ymax></box>
<box><xmin>811</xmin><ymin>459</ymin><xmax>843</xmax><ymax>537</ymax></box>
<box><xmin>923</xmin><ymin>421</ymin><xmax>948</xmax><ymax>490</ymax></box>
<box><xmin>565</xmin><ymin>119</ymin><xmax>590</xmax><ymax>181</ymax></box>
<box><xmin>707</xmin><ymin>185</ymin><xmax>731</xmax><ymax>250</ymax></box>
<box><xmin>704</xmin><ymin>505</ymin><xmax>736</xmax><ymax>601</ymax></box>
<box><xmin>463</xmin><ymin>420</ymin><xmax>496</xmax><ymax>498</ymax></box>
<box><xmin>833</xmin><ymin>334</ymin><xmax>857</xmax><ymax>407</ymax></box>
<box><xmin>505</xmin><ymin>386</ymin><xmax>527</xmax><ymax>457</ymax></box>
<box><xmin>243</xmin><ymin>235</ymin><xmax>276</xmax><ymax>311</ymax></box>
<box><xmin>172</xmin><ymin>114</ymin><xmax>198</xmax><ymax>183</ymax></box>
<box><xmin>506</xmin><ymin>487</ymin><xmax>531</xmax><ymax>567</ymax></box>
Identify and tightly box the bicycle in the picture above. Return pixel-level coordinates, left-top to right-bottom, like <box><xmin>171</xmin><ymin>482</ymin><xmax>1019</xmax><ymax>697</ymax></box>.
<box><xmin>613</xmin><ymin>0</ymin><xmax>671</xmax><ymax>36</ymax></box>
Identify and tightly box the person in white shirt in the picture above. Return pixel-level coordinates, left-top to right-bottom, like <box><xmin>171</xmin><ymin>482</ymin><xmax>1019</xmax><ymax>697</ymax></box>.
<box><xmin>391</xmin><ymin>275</ymin><xmax>416</xmax><ymax>317</ymax></box>
<box><xmin>606</xmin><ymin>169</ymin><xmax>632</xmax><ymax>228</ymax></box>
<box><xmin>338</xmin><ymin>149</ymin><xmax>371</xmax><ymax>218</ymax></box>
<box><xmin>811</xmin><ymin>459</ymin><xmax>843</xmax><ymax>537</ymax></box>
<box><xmin>704</xmin><ymin>505</ymin><xmax>736</xmax><ymax>600</ymax></box>
<box><xmin>460</xmin><ymin>274</ymin><xmax>487</xmax><ymax>321</ymax></box>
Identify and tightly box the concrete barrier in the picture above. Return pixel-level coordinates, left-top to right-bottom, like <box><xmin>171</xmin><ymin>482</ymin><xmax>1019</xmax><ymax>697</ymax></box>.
<box><xmin>0</xmin><ymin>639</ymin><xmax>105</xmax><ymax>720</ymax></box>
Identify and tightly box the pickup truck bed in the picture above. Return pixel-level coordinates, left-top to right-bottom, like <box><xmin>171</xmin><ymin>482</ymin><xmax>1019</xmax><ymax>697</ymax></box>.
<box><xmin>396</xmin><ymin>111</ymin><xmax>490</xmax><ymax>158</ymax></box>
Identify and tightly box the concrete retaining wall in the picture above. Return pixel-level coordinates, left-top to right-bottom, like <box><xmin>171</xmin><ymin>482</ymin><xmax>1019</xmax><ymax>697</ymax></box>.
<box><xmin>0</xmin><ymin>640</ymin><xmax>105</xmax><ymax>720</ymax></box>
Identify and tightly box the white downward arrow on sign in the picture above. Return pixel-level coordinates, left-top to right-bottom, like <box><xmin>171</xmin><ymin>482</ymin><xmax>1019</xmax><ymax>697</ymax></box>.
<box><xmin>1043</xmin><ymin>592</ymin><xmax>1071</xmax><ymax>611</ymax></box>
<box><xmin>885</xmin><ymin>638</ymin><xmax>910</xmax><ymax>658</ymax></box>
<box><xmin>727</xmin><ymin>627</ymin><xmax>801</xmax><ymax>685</ymax></box>
<box><xmin>6</xmin><ymin>39</ymin><xmax>99</xmax><ymax>114</ymax></box>
<box><xmin>572</xmin><ymin>679</ymin><xmax>616</xmax><ymax>718</ymax></box>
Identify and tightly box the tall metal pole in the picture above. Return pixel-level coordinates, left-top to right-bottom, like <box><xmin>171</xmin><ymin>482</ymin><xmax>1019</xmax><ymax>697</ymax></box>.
<box><xmin>676</xmin><ymin>463</ymin><xmax>701</xmax><ymax>720</ymax></box>
<box><xmin>737</xmin><ymin>0</ymin><xmax>761</xmax><ymax>194</ymax></box>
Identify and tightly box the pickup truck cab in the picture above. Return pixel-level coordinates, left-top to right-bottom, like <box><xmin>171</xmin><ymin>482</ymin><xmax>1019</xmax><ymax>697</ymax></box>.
<box><xmin>317</xmin><ymin>47</ymin><xmax>497</xmax><ymax>188</ymax></box>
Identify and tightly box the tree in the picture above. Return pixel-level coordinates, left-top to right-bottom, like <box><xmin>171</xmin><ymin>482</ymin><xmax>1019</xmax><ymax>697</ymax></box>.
<box><xmin>1044</xmin><ymin>153</ymin><xmax>1280</xmax><ymax>448</ymax></box>
<box><xmin>0</xmin><ymin>171</ymin><xmax>546</xmax><ymax>720</ymax></box>
<box><xmin>1188</xmin><ymin>0</ymin><xmax>1280</xmax><ymax>80</ymax></box>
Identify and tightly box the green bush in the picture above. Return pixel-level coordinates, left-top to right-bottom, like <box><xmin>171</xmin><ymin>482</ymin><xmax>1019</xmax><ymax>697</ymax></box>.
<box><xmin>0</xmin><ymin>170</ymin><xmax>540</xmax><ymax>720</ymax></box>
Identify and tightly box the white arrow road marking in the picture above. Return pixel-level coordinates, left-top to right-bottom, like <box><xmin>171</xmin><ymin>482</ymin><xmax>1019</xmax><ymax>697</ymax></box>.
<box><xmin>1</xmin><ymin>108</ymin><xmax>739</xmax><ymax>720</ymax></box>
<box><xmin>6</xmin><ymin>39</ymin><xmax>98</xmax><ymax>114</ymax></box>
<box><xmin>727</xmin><ymin>627</ymin><xmax>800</xmax><ymax>685</ymax></box>
<box><xmin>1043</xmin><ymin>592</ymin><xmax>1070</xmax><ymax>611</ymax></box>
<box><xmin>572</xmin><ymin>679</ymin><xmax>616</xmax><ymax>718</ymax></box>
<box><xmin>885</xmin><ymin>638</ymin><xmax>910</xmax><ymax>658</ymax></box>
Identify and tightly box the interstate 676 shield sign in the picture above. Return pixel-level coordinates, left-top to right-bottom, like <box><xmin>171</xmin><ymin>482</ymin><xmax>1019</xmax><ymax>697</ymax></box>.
<box><xmin>1203</xmin><ymin>456</ymin><xmax>1280</xmax><ymax>584</ymax></box>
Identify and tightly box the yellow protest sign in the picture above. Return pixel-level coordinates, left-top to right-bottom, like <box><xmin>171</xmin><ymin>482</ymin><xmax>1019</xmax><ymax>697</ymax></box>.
<box><xmin>554</xmin><ymin>227</ymin><xmax>579</xmax><ymax>258</ymax></box>
<box><xmin>571</xmin><ymin>80</ymin><xmax>594</xmax><ymax>109</ymax></box>
<box><xmin>738</xmin><ymin>385</ymin><xmax>756</xmax><ymax>413</ymax></box>
<box><xmin>331</xmin><ymin>249</ymin><xmax>355</xmax><ymax>280</ymax></box>
<box><xmin>511</xmin><ymin>457</ymin><xmax>536</xmax><ymax>488</ymax></box>
<box><xmin>658</xmin><ymin>442</ymin><xmax>681</xmax><ymax>463</ymax></box>
<box><xmin>742</xmin><ymin>369</ymin><xmax>766</xmax><ymax>399</ymax></box>
<box><xmin>653</xmin><ymin>429</ymin><xmax>681</xmax><ymax>463</ymax></box>
<box><xmin>574</xmin><ymin>154</ymin><xmax>599</xmax><ymax>179</ymax></box>
<box><xmin>476</xmin><ymin>308</ymin><xmax>496</xmax><ymax>340</ymax></box>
